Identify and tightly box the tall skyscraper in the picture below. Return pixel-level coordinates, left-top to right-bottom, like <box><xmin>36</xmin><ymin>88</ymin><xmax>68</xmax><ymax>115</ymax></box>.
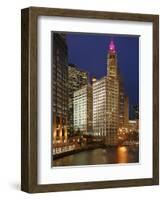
<box><xmin>73</xmin><ymin>85</ymin><xmax>93</xmax><ymax>135</ymax></box>
<box><xmin>118</xmin><ymin>69</ymin><xmax>130</xmax><ymax>129</ymax></box>
<box><xmin>106</xmin><ymin>40</ymin><xmax>119</xmax><ymax>145</ymax></box>
<box><xmin>118</xmin><ymin>74</ymin><xmax>125</xmax><ymax>128</ymax></box>
<box><xmin>93</xmin><ymin>41</ymin><xmax>128</xmax><ymax>145</ymax></box>
<box><xmin>93</xmin><ymin>77</ymin><xmax>108</xmax><ymax>138</ymax></box>
<box><xmin>93</xmin><ymin>40</ymin><xmax>121</xmax><ymax>145</ymax></box>
<box><xmin>124</xmin><ymin>95</ymin><xmax>129</xmax><ymax>126</ymax></box>
<box><xmin>68</xmin><ymin>64</ymin><xmax>88</xmax><ymax>134</ymax></box>
<box><xmin>52</xmin><ymin>33</ymin><xmax>68</xmax><ymax>144</ymax></box>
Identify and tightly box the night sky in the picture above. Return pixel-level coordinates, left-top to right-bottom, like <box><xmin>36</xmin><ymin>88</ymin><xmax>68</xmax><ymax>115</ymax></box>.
<box><xmin>66</xmin><ymin>33</ymin><xmax>139</xmax><ymax>106</ymax></box>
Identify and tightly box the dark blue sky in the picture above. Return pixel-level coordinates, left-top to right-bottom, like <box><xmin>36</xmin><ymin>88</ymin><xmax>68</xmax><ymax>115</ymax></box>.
<box><xmin>66</xmin><ymin>33</ymin><xmax>139</xmax><ymax>106</ymax></box>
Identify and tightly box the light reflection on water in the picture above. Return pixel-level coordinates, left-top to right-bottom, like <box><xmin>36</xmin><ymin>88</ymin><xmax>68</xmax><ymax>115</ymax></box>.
<box><xmin>53</xmin><ymin>146</ymin><xmax>139</xmax><ymax>167</ymax></box>
<box><xmin>117</xmin><ymin>146</ymin><xmax>128</xmax><ymax>163</ymax></box>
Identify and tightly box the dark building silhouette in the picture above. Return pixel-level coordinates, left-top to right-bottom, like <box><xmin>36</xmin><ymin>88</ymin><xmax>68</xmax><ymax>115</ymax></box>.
<box><xmin>52</xmin><ymin>33</ymin><xmax>68</xmax><ymax>144</ymax></box>
<box><xmin>130</xmin><ymin>105</ymin><xmax>139</xmax><ymax>120</ymax></box>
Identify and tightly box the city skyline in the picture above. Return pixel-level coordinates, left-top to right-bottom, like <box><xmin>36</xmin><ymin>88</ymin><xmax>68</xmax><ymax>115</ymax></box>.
<box><xmin>66</xmin><ymin>33</ymin><xmax>139</xmax><ymax>106</ymax></box>
<box><xmin>52</xmin><ymin>33</ymin><xmax>139</xmax><ymax>166</ymax></box>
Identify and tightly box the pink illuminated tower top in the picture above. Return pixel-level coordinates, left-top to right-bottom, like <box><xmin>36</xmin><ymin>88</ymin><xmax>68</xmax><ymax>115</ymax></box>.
<box><xmin>108</xmin><ymin>40</ymin><xmax>116</xmax><ymax>53</ymax></box>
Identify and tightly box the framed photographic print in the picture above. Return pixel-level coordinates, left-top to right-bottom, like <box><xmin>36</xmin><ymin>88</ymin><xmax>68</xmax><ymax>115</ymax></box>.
<box><xmin>21</xmin><ymin>7</ymin><xmax>159</xmax><ymax>193</ymax></box>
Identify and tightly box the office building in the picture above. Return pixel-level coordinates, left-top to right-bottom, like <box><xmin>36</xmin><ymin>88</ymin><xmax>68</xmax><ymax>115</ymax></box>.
<box><xmin>93</xmin><ymin>40</ymin><xmax>120</xmax><ymax>145</ymax></box>
<box><xmin>68</xmin><ymin>64</ymin><xmax>88</xmax><ymax>134</ymax></box>
<box><xmin>124</xmin><ymin>95</ymin><xmax>129</xmax><ymax>126</ymax></box>
<box><xmin>52</xmin><ymin>33</ymin><xmax>68</xmax><ymax>144</ymax></box>
<box><xmin>93</xmin><ymin>77</ymin><xmax>108</xmax><ymax>138</ymax></box>
<box><xmin>73</xmin><ymin>85</ymin><xmax>93</xmax><ymax>135</ymax></box>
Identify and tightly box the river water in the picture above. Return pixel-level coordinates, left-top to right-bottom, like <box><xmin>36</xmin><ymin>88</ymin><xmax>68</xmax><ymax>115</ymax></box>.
<box><xmin>53</xmin><ymin>146</ymin><xmax>139</xmax><ymax>167</ymax></box>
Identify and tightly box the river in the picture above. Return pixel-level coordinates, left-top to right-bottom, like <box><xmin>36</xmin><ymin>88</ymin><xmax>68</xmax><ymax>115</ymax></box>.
<box><xmin>53</xmin><ymin>145</ymin><xmax>139</xmax><ymax>167</ymax></box>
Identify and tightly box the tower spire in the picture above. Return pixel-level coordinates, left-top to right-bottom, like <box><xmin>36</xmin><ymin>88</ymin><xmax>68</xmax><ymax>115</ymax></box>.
<box><xmin>108</xmin><ymin>39</ymin><xmax>116</xmax><ymax>53</ymax></box>
<box><xmin>107</xmin><ymin>39</ymin><xmax>118</xmax><ymax>77</ymax></box>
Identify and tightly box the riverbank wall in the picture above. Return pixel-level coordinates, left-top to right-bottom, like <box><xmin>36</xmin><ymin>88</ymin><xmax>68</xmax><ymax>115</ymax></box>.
<box><xmin>53</xmin><ymin>144</ymin><xmax>104</xmax><ymax>159</ymax></box>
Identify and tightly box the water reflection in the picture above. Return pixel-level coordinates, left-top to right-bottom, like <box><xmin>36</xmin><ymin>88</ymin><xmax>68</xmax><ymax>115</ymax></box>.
<box><xmin>53</xmin><ymin>146</ymin><xmax>139</xmax><ymax>167</ymax></box>
<box><xmin>117</xmin><ymin>146</ymin><xmax>128</xmax><ymax>163</ymax></box>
